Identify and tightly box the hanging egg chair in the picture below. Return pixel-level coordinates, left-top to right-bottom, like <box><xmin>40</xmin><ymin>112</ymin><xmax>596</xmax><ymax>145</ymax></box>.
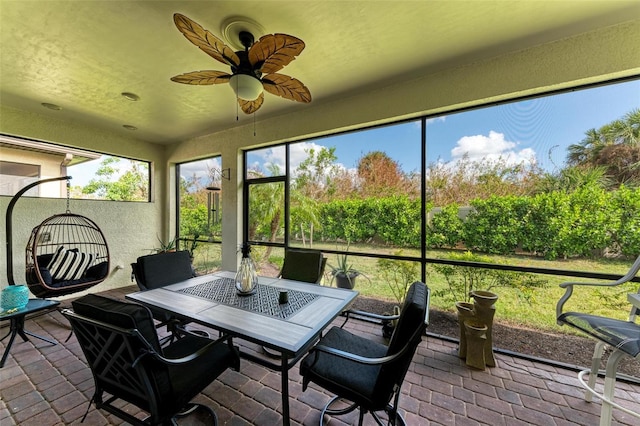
<box><xmin>25</xmin><ymin>213</ymin><xmax>110</xmax><ymax>297</ymax></box>
<box><xmin>6</xmin><ymin>176</ymin><xmax>110</xmax><ymax>298</ymax></box>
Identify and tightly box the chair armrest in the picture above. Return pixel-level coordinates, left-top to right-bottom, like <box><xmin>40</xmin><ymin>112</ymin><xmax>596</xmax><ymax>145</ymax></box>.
<box><xmin>134</xmin><ymin>333</ymin><xmax>236</xmax><ymax>367</ymax></box>
<box><xmin>62</xmin><ymin>308</ymin><xmax>237</xmax><ymax>368</ymax></box>
<box><xmin>342</xmin><ymin>309</ymin><xmax>400</xmax><ymax>327</ymax></box>
<box><xmin>309</xmin><ymin>322</ymin><xmax>425</xmax><ymax>367</ymax></box>
<box><xmin>311</xmin><ymin>343</ymin><xmax>398</xmax><ymax>365</ymax></box>
<box><xmin>556</xmin><ymin>256</ymin><xmax>640</xmax><ymax>320</ymax></box>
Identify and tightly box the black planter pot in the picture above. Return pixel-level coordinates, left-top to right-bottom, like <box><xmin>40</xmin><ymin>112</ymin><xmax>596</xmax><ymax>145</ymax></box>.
<box><xmin>334</xmin><ymin>272</ymin><xmax>358</xmax><ymax>289</ymax></box>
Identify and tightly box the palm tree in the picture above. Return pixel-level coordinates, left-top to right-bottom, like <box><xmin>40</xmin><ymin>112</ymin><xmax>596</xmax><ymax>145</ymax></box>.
<box><xmin>566</xmin><ymin>108</ymin><xmax>640</xmax><ymax>187</ymax></box>
<box><xmin>535</xmin><ymin>165</ymin><xmax>611</xmax><ymax>193</ymax></box>
<box><xmin>567</xmin><ymin>128</ymin><xmax>601</xmax><ymax>166</ymax></box>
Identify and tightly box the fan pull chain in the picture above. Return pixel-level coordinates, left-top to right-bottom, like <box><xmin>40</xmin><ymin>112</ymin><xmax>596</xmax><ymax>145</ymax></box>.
<box><xmin>235</xmin><ymin>77</ymin><xmax>239</xmax><ymax>121</ymax></box>
<box><xmin>253</xmin><ymin>112</ymin><xmax>256</xmax><ymax>136</ymax></box>
<box><xmin>66</xmin><ymin>178</ymin><xmax>71</xmax><ymax>213</ymax></box>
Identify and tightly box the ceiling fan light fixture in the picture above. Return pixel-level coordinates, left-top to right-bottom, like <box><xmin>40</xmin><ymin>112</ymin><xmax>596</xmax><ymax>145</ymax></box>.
<box><xmin>229</xmin><ymin>74</ymin><xmax>263</xmax><ymax>101</ymax></box>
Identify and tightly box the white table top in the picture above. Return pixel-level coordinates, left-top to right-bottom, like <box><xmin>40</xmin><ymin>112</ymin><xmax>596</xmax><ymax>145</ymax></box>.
<box><xmin>126</xmin><ymin>271</ymin><xmax>358</xmax><ymax>356</ymax></box>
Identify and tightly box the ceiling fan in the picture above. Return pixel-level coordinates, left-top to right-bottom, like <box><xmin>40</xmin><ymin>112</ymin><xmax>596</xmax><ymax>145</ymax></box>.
<box><xmin>170</xmin><ymin>13</ymin><xmax>311</xmax><ymax>114</ymax></box>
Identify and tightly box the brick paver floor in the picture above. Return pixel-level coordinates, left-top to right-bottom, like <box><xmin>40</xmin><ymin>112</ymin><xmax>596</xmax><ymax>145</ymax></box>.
<box><xmin>1</xmin><ymin>286</ymin><xmax>639</xmax><ymax>425</ymax></box>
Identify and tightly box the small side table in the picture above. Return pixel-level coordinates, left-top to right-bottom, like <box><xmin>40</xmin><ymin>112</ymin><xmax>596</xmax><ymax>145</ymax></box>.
<box><xmin>1</xmin><ymin>299</ymin><xmax>60</xmax><ymax>368</ymax></box>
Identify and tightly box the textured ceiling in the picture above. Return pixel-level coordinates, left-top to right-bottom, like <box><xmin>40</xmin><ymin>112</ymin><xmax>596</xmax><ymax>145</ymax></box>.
<box><xmin>1</xmin><ymin>0</ymin><xmax>638</xmax><ymax>144</ymax></box>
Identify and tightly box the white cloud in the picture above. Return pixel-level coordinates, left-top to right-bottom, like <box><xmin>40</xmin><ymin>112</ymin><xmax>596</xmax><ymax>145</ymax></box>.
<box><xmin>288</xmin><ymin>141</ymin><xmax>326</xmax><ymax>171</ymax></box>
<box><xmin>179</xmin><ymin>157</ymin><xmax>221</xmax><ymax>182</ymax></box>
<box><xmin>451</xmin><ymin>131</ymin><xmax>536</xmax><ymax>165</ymax></box>
<box><xmin>246</xmin><ymin>146</ymin><xmax>286</xmax><ymax>174</ymax></box>
<box><xmin>69</xmin><ymin>155</ymin><xmax>150</xmax><ymax>187</ymax></box>
<box><xmin>426</xmin><ymin>116</ymin><xmax>446</xmax><ymax>125</ymax></box>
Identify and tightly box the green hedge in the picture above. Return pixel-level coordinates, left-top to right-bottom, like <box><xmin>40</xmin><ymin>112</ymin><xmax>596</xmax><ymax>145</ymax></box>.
<box><xmin>312</xmin><ymin>186</ymin><xmax>640</xmax><ymax>259</ymax></box>
<box><xmin>611</xmin><ymin>186</ymin><xmax>640</xmax><ymax>257</ymax></box>
<box><xmin>427</xmin><ymin>203</ymin><xmax>463</xmax><ymax>248</ymax></box>
<box><xmin>463</xmin><ymin>196</ymin><xmax>529</xmax><ymax>255</ymax></box>
<box><xmin>463</xmin><ymin>186</ymin><xmax>630</xmax><ymax>259</ymax></box>
<box><xmin>318</xmin><ymin>196</ymin><xmax>421</xmax><ymax>246</ymax></box>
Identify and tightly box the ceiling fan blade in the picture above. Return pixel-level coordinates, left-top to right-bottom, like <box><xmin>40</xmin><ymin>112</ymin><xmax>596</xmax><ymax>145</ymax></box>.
<box><xmin>238</xmin><ymin>93</ymin><xmax>264</xmax><ymax>114</ymax></box>
<box><xmin>262</xmin><ymin>73</ymin><xmax>311</xmax><ymax>103</ymax></box>
<box><xmin>170</xmin><ymin>70</ymin><xmax>231</xmax><ymax>85</ymax></box>
<box><xmin>248</xmin><ymin>34</ymin><xmax>305</xmax><ymax>74</ymax></box>
<box><xmin>173</xmin><ymin>13</ymin><xmax>240</xmax><ymax>67</ymax></box>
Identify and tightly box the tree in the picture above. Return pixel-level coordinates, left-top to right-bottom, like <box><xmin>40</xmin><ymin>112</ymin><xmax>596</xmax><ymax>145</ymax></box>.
<box><xmin>356</xmin><ymin>151</ymin><xmax>409</xmax><ymax>198</ymax></box>
<box><xmin>289</xmin><ymin>192</ymin><xmax>320</xmax><ymax>246</ymax></box>
<box><xmin>82</xmin><ymin>157</ymin><xmax>148</xmax><ymax>201</ymax></box>
<box><xmin>534</xmin><ymin>165</ymin><xmax>611</xmax><ymax>194</ymax></box>
<box><xmin>291</xmin><ymin>146</ymin><xmax>343</xmax><ymax>245</ymax></box>
<box><xmin>566</xmin><ymin>108</ymin><xmax>640</xmax><ymax>187</ymax></box>
<box><xmin>425</xmin><ymin>154</ymin><xmax>540</xmax><ymax>206</ymax></box>
<box><xmin>294</xmin><ymin>146</ymin><xmax>341</xmax><ymax>202</ymax></box>
<box><xmin>593</xmin><ymin>144</ymin><xmax>640</xmax><ymax>187</ymax></box>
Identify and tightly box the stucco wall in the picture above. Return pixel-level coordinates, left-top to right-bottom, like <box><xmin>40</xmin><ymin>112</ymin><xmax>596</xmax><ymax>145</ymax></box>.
<box><xmin>0</xmin><ymin>196</ymin><xmax>157</xmax><ymax>297</ymax></box>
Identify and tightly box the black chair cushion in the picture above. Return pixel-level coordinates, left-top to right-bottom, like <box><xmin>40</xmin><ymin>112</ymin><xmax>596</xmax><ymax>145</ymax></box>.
<box><xmin>280</xmin><ymin>249</ymin><xmax>324</xmax><ymax>284</ymax></box>
<box><xmin>300</xmin><ymin>326</ymin><xmax>388</xmax><ymax>407</ymax></box>
<box><xmin>85</xmin><ymin>261</ymin><xmax>109</xmax><ymax>279</ymax></box>
<box><xmin>558</xmin><ymin>312</ymin><xmax>640</xmax><ymax>357</ymax></box>
<box><xmin>134</xmin><ymin>251</ymin><xmax>194</xmax><ymax>290</ymax></box>
<box><xmin>163</xmin><ymin>334</ymin><xmax>239</xmax><ymax>412</ymax></box>
<box><xmin>72</xmin><ymin>294</ymin><xmax>162</xmax><ymax>352</ymax></box>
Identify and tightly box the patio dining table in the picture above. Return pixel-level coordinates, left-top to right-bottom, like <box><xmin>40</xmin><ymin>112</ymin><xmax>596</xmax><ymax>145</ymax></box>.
<box><xmin>126</xmin><ymin>270</ymin><xmax>358</xmax><ymax>426</ymax></box>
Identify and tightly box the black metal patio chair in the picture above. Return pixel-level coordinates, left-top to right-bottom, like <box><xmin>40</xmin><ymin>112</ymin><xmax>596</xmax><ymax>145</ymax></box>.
<box><xmin>263</xmin><ymin>248</ymin><xmax>328</xmax><ymax>357</ymax></box>
<box><xmin>300</xmin><ymin>281</ymin><xmax>430</xmax><ymax>426</ymax></box>
<box><xmin>279</xmin><ymin>248</ymin><xmax>326</xmax><ymax>284</ymax></box>
<box><xmin>131</xmin><ymin>250</ymin><xmax>198</xmax><ymax>342</ymax></box>
<box><xmin>63</xmin><ymin>294</ymin><xmax>240</xmax><ymax>426</ymax></box>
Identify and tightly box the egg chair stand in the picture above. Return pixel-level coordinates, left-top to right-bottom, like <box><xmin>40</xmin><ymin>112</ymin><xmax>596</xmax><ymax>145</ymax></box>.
<box><xmin>5</xmin><ymin>176</ymin><xmax>110</xmax><ymax>298</ymax></box>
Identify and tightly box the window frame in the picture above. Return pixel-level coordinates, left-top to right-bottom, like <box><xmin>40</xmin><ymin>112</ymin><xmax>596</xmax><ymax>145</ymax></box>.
<box><xmin>242</xmin><ymin>76</ymin><xmax>640</xmax><ymax>284</ymax></box>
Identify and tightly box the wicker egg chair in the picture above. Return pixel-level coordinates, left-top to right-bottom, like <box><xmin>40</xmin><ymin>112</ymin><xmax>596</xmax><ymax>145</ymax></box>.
<box><xmin>6</xmin><ymin>176</ymin><xmax>110</xmax><ymax>298</ymax></box>
<box><xmin>25</xmin><ymin>212</ymin><xmax>110</xmax><ymax>297</ymax></box>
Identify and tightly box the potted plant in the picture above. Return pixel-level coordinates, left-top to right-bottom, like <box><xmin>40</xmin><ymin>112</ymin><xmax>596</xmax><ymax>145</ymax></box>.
<box><xmin>185</xmin><ymin>234</ymin><xmax>199</xmax><ymax>261</ymax></box>
<box><xmin>153</xmin><ymin>235</ymin><xmax>176</xmax><ymax>253</ymax></box>
<box><xmin>329</xmin><ymin>252</ymin><xmax>367</xmax><ymax>289</ymax></box>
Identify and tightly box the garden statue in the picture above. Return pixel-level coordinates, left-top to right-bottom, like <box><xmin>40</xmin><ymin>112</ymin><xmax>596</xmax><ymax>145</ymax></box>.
<box><xmin>456</xmin><ymin>290</ymin><xmax>498</xmax><ymax>370</ymax></box>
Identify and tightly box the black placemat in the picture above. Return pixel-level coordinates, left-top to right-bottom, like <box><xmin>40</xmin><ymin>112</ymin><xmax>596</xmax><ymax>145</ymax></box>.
<box><xmin>178</xmin><ymin>277</ymin><xmax>319</xmax><ymax>319</ymax></box>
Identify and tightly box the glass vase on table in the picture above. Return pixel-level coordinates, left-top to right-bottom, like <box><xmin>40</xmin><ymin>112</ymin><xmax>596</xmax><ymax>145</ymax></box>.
<box><xmin>235</xmin><ymin>242</ymin><xmax>257</xmax><ymax>296</ymax></box>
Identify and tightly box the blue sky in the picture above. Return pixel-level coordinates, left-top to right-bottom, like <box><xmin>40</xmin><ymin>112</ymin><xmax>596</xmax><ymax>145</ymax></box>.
<box><xmin>248</xmin><ymin>79</ymin><xmax>639</xmax><ymax>176</ymax></box>
<box><xmin>425</xmin><ymin>80</ymin><xmax>640</xmax><ymax>172</ymax></box>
